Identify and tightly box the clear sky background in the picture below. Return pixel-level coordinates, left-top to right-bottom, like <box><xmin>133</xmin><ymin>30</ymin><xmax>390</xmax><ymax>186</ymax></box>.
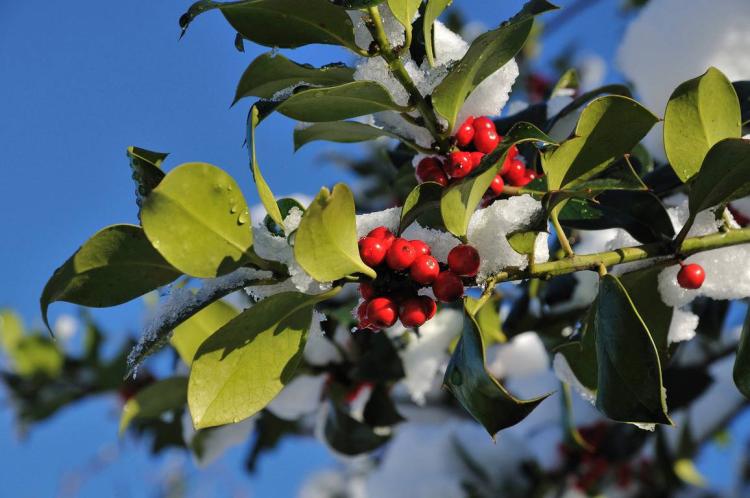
<box><xmin>1</xmin><ymin>1</ymin><xmax>745</xmax><ymax>497</ymax></box>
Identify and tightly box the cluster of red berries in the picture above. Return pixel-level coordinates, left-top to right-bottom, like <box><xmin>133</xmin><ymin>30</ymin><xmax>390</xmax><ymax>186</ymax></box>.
<box><xmin>415</xmin><ymin>116</ymin><xmax>539</xmax><ymax>198</ymax></box>
<box><xmin>357</xmin><ymin>226</ymin><xmax>481</xmax><ymax>330</ymax></box>
<box><xmin>677</xmin><ymin>262</ymin><xmax>705</xmax><ymax>290</ymax></box>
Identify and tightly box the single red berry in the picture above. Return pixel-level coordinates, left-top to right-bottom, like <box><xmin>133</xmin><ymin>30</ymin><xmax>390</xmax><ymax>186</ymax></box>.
<box><xmin>470</xmin><ymin>151</ymin><xmax>485</xmax><ymax>168</ymax></box>
<box><xmin>399</xmin><ymin>297</ymin><xmax>430</xmax><ymax>327</ymax></box>
<box><xmin>473</xmin><ymin>116</ymin><xmax>496</xmax><ymax>133</ymax></box>
<box><xmin>367</xmin><ymin>226</ymin><xmax>395</xmax><ymax>251</ymax></box>
<box><xmin>359</xmin><ymin>282</ymin><xmax>376</xmax><ymax>300</ymax></box>
<box><xmin>410</xmin><ymin>239</ymin><xmax>431</xmax><ymax>256</ymax></box>
<box><xmin>514</xmin><ymin>169</ymin><xmax>536</xmax><ymax>187</ymax></box>
<box><xmin>432</xmin><ymin>271</ymin><xmax>465</xmax><ymax>302</ymax></box>
<box><xmin>499</xmin><ymin>153</ymin><xmax>513</xmax><ymax>176</ymax></box>
<box><xmin>386</xmin><ymin>238</ymin><xmax>417</xmax><ymax>271</ymax></box>
<box><xmin>507</xmin><ymin>144</ymin><xmax>519</xmax><ymax>161</ymax></box>
<box><xmin>677</xmin><ymin>263</ymin><xmax>705</xmax><ymax>289</ymax></box>
<box><xmin>447</xmin><ymin>151</ymin><xmax>473</xmax><ymax>179</ymax></box>
<box><xmin>421</xmin><ymin>167</ymin><xmax>449</xmax><ymax>187</ymax></box>
<box><xmin>416</xmin><ymin>157</ymin><xmax>444</xmax><ymax>178</ymax></box>
<box><xmin>420</xmin><ymin>295</ymin><xmax>437</xmax><ymax>320</ymax></box>
<box><xmin>455</xmin><ymin>117</ymin><xmax>476</xmax><ymax>147</ymax></box>
<box><xmin>410</xmin><ymin>254</ymin><xmax>440</xmax><ymax>284</ymax></box>
<box><xmin>504</xmin><ymin>159</ymin><xmax>527</xmax><ymax>186</ymax></box>
<box><xmin>358</xmin><ymin>237</ymin><xmax>387</xmax><ymax>267</ymax></box>
<box><xmin>474</xmin><ymin>128</ymin><xmax>500</xmax><ymax>154</ymax></box>
<box><xmin>448</xmin><ymin>244</ymin><xmax>481</xmax><ymax>277</ymax></box>
<box><xmin>366</xmin><ymin>297</ymin><xmax>398</xmax><ymax>328</ymax></box>
<box><xmin>489</xmin><ymin>174</ymin><xmax>505</xmax><ymax>196</ymax></box>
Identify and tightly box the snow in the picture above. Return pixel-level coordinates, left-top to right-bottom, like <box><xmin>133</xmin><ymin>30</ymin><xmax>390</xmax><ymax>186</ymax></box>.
<box><xmin>355</xmin><ymin>207</ymin><xmax>401</xmax><ymax>237</ymax></box>
<box><xmin>401</xmin><ymin>223</ymin><xmax>462</xmax><ymax>263</ymax></box>
<box><xmin>487</xmin><ymin>331</ymin><xmax>549</xmax><ymax>380</ymax></box>
<box><xmin>181</xmin><ymin>412</ymin><xmax>256</xmax><ymax>467</ymax></box>
<box><xmin>552</xmin><ymin>353</ymin><xmax>596</xmax><ymax>404</ymax></box>
<box><xmin>53</xmin><ymin>314</ymin><xmax>79</xmax><ymax>342</ymax></box>
<box><xmin>617</xmin><ymin>0</ymin><xmax>750</xmax><ymax>160</ymax></box>
<box><xmin>668</xmin><ymin>308</ymin><xmax>699</xmax><ymax>344</ymax></box>
<box><xmin>266</xmin><ymin>374</ymin><xmax>326</xmax><ymax>421</ymax></box>
<box><xmin>466</xmin><ymin>195</ymin><xmax>546</xmax><ymax>281</ymax></box>
<box><xmin>392</xmin><ymin>308</ymin><xmax>464</xmax><ymax>405</ymax></box>
<box><xmin>304</xmin><ymin>312</ymin><xmax>344</xmax><ymax>366</ymax></box>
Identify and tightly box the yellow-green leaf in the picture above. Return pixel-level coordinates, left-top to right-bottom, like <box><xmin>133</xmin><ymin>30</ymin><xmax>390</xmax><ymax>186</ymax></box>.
<box><xmin>142</xmin><ymin>163</ymin><xmax>253</xmax><ymax>278</ymax></box>
<box><xmin>120</xmin><ymin>377</ymin><xmax>188</xmax><ymax>435</ymax></box>
<box><xmin>294</xmin><ymin>184</ymin><xmax>376</xmax><ymax>281</ymax></box>
<box><xmin>249</xmin><ymin>106</ymin><xmax>284</xmax><ymax>229</ymax></box>
<box><xmin>170</xmin><ymin>300</ymin><xmax>239</xmax><ymax>365</ymax></box>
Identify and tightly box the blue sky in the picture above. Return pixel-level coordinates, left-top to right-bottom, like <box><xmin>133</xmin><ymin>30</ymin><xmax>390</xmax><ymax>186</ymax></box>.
<box><xmin>2</xmin><ymin>1</ymin><xmax>742</xmax><ymax>496</ymax></box>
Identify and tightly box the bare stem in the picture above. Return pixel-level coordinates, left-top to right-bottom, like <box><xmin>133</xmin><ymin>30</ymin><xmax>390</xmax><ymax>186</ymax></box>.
<box><xmin>551</xmin><ymin>211</ymin><xmax>575</xmax><ymax>257</ymax></box>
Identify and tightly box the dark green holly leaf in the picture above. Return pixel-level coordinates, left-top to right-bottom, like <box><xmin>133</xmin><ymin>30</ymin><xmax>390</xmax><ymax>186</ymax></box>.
<box><xmin>234</xmin><ymin>53</ymin><xmax>353</xmax><ymax>104</ymax></box>
<box><xmin>323</xmin><ymin>401</ymin><xmax>390</xmax><ymax>455</ymax></box>
<box><xmin>141</xmin><ymin>162</ymin><xmax>254</xmax><ymax>278</ymax></box>
<box><xmin>329</xmin><ymin>0</ymin><xmax>386</xmax><ymax>7</ymax></box>
<box><xmin>558</xmin><ymin>190</ymin><xmax>674</xmax><ymax>244</ymax></box>
<box><xmin>275</xmin><ymin>82</ymin><xmax>405</xmax><ymax>122</ymax></box>
<box><xmin>294</xmin><ymin>184</ymin><xmax>376</xmax><ymax>281</ymax></box>
<box><xmin>556</xmin><ymin>305</ymin><xmax>598</xmax><ymax>393</ymax></box>
<box><xmin>41</xmin><ymin>225</ymin><xmax>181</xmax><ymax>332</ymax></box>
<box><xmin>431</xmin><ymin>0</ymin><xmax>558</xmax><ymax>129</ymax></box>
<box><xmin>550</xmin><ymin>68</ymin><xmax>579</xmax><ymax>96</ymax></box>
<box><xmin>180</xmin><ymin>0</ymin><xmax>360</xmax><ymax>52</ymax></box>
<box><xmin>594</xmin><ymin>275</ymin><xmax>672</xmax><ymax>425</ymax></box>
<box><xmin>294</xmin><ymin>121</ymin><xmax>398</xmax><ymax>151</ymax></box>
<box><xmin>399</xmin><ymin>181</ymin><xmax>444</xmax><ymax>233</ymax></box>
<box><xmin>733</xmin><ymin>307</ymin><xmax>750</xmax><ymax>398</ymax></box>
<box><xmin>188</xmin><ymin>289</ymin><xmax>338</xmax><ymax>429</ymax></box>
<box><xmin>127</xmin><ymin>146</ymin><xmax>167</xmax><ymax>215</ymax></box>
<box><xmin>443</xmin><ymin>303</ymin><xmax>550</xmax><ymax>438</ymax></box>
<box><xmin>120</xmin><ymin>377</ymin><xmax>188</xmax><ymax>434</ymax></box>
<box><xmin>465</xmin><ymin>294</ymin><xmax>505</xmax><ymax>346</ymax></box>
<box><xmin>619</xmin><ymin>267</ymin><xmax>672</xmax><ymax>361</ymax></box>
<box><xmin>264</xmin><ymin>198</ymin><xmax>305</xmax><ymax>236</ymax></box>
<box><xmin>441</xmin><ymin>122</ymin><xmax>557</xmax><ymax>237</ymax></box>
<box><xmin>363</xmin><ymin>383</ymin><xmax>405</xmax><ymax>427</ymax></box>
<box><xmin>543</xmin><ymin>95</ymin><xmax>658</xmax><ymax>190</ymax></box>
<box><xmin>664</xmin><ymin>67</ymin><xmax>741</xmax><ymax>182</ymax></box>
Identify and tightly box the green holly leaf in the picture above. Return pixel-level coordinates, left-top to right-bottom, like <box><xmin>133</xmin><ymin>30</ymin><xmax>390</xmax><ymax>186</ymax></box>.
<box><xmin>664</xmin><ymin>67</ymin><xmax>741</xmax><ymax>182</ymax></box>
<box><xmin>465</xmin><ymin>294</ymin><xmax>505</xmax><ymax>346</ymax></box>
<box><xmin>188</xmin><ymin>290</ymin><xmax>337</xmax><ymax>429</ymax></box>
<box><xmin>733</xmin><ymin>308</ymin><xmax>750</xmax><ymax>399</ymax></box>
<box><xmin>546</xmin><ymin>84</ymin><xmax>632</xmax><ymax>134</ymax></box>
<box><xmin>619</xmin><ymin>267</ymin><xmax>672</xmax><ymax>362</ymax></box>
<box><xmin>443</xmin><ymin>302</ymin><xmax>550</xmax><ymax>438</ymax></box>
<box><xmin>249</xmin><ymin>106</ymin><xmax>284</xmax><ymax>229</ymax></box>
<box><xmin>687</xmin><ymin>138</ymin><xmax>750</xmax><ymax>222</ymax></box>
<box><xmin>556</xmin><ymin>306</ymin><xmax>598</xmax><ymax>393</ymax></box>
<box><xmin>423</xmin><ymin>0</ymin><xmax>452</xmax><ymax>67</ymax></box>
<box><xmin>594</xmin><ymin>275</ymin><xmax>672</xmax><ymax>425</ymax></box>
<box><xmin>323</xmin><ymin>401</ymin><xmax>390</xmax><ymax>455</ymax></box>
<box><xmin>294</xmin><ymin>121</ymin><xmax>398</xmax><ymax>151</ymax></box>
<box><xmin>387</xmin><ymin>0</ymin><xmax>421</xmax><ymax>34</ymax></box>
<box><xmin>119</xmin><ymin>377</ymin><xmax>188</xmax><ymax>435</ymax></box>
<box><xmin>294</xmin><ymin>184</ymin><xmax>377</xmax><ymax>281</ymax></box>
<box><xmin>543</xmin><ymin>95</ymin><xmax>658</xmax><ymax>190</ymax></box>
<box><xmin>234</xmin><ymin>53</ymin><xmax>353</xmax><ymax>104</ymax></box>
<box><xmin>180</xmin><ymin>0</ymin><xmax>360</xmax><ymax>52</ymax></box>
<box><xmin>329</xmin><ymin>0</ymin><xmax>386</xmax><ymax>8</ymax></box>
<box><xmin>141</xmin><ymin>163</ymin><xmax>254</xmax><ymax>278</ymax></box>
<box><xmin>558</xmin><ymin>190</ymin><xmax>674</xmax><ymax>244</ymax></box>
<box><xmin>127</xmin><ymin>146</ymin><xmax>167</xmax><ymax>215</ymax></box>
<box><xmin>170</xmin><ymin>300</ymin><xmax>239</xmax><ymax>365</ymax></box>
<box><xmin>275</xmin><ymin>82</ymin><xmax>406</xmax><ymax>122</ymax></box>
<box><xmin>41</xmin><ymin>224</ymin><xmax>181</xmax><ymax>332</ymax></box>
<box><xmin>431</xmin><ymin>0</ymin><xmax>558</xmax><ymax>129</ymax></box>
<box><xmin>441</xmin><ymin>122</ymin><xmax>556</xmax><ymax>237</ymax></box>
<box><xmin>399</xmin><ymin>181</ymin><xmax>444</xmax><ymax>233</ymax></box>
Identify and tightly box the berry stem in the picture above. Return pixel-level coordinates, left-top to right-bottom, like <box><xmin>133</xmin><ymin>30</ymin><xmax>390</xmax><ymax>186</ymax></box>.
<box><xmin>551</xmin><ymin>210</ymin><xmax>575</xmax><ymax>257</ymax></box>
<box><xmin>366</xmin><ymin>6</ymin><xmax>450</xmax><ymax>153</ymax></box>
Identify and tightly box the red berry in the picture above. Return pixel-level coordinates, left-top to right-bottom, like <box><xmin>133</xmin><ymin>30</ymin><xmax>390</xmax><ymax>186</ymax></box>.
<box><xmin>448</xmin><ymin>244</ymin><xmax>481</xmax><ymax>277</ymax></box>
<box><xmin>358</xmin><ymin>237</ymin><xmax>387</xmax><ymax>267</ymax></box>
<box><xmin>489</xmin><ymin>174</ymin><xmax>505</xmax><ymax>196</ymax></box>
<box><xmin>455</xmin><ymin>117</ymin><xmax>476</xmax><ymax>147</ymax></box>
<box><xmin>410</xmin><ymin>254</ymin><xmax>440</xmax><ymax>284</ymax></box>
<box><xmin>474</xmin><ymin>128</ymin><xmax>500</xmax><ymax>154</ymax></box>
<box><xmin>359</xmin><ymin>282</ymin><xmax>376</xmax><ymax>300</ymax></box>
<box><xmin>499</xmin><ymin>153</ymin><xmax>513</xmax><ymax>176</ymax></box>
<box><xmin>415</xmin><ymin>157</ymin><xmax>443</xmax><ymax>179</ymax></box>
<box><xmin>525</xmin><ymin>170</ymin><xmax>538</xmax><ymax>182</ymax></box>
<box><xmin>504</xmin><ymin>159</ymin><xmax>527</xmax><ymax>186</ymax></box>
<box><xmin>386</xmin><ymin>238</ymin><xmax>417</xmax><ymax>271</ymax></box>
<box><xmin>432</xmin><ymin>271</ymin><xmax>465</xmax><ymax>302</ymax></box>
<box><xmin>473</xmin><ymin>116</ymin><xmax>496</xmax><ymax>133</ymax></box>
<box><xmin>507</xmin><ymin>144</ymin><xmax>519</xmax><ymax>161</ymax></box>
<box><xmin>357</xmin><ymin>301</ymin><xmax>374</xmax><ymax>329</ymax></box>
<box><xmin>677</xmin><ymin>263</ymin><xmax>705</xmax><ymax>289</ymax></box>
<box><xmin>470</xmin><ymin>151</ymin><xmax>485</xmax><ymax>168</ymax></box>
<box><xmin>399</xmin><ymin>297</ymin><xmax>434</xmax><ymax>327</ymax></box>
<box><xmin>420</xmin><ymin>295</ymin><xmax>437</xmax><ymax>320</ymax></box>
<box><xmin>368</xmin><ymin>226</ymin><xmax>395</xmax><ymax>251</ymax></box>
<box><xmin>447</xmin><ymin>151</ymin><xmax>473</xmax><ymax>179</ymax></box>
<box><xmin>421</xmin><ymin>167</ymin><xmax>449</xmax><ymax>187</ymax></box>
<box><xmin>366</xmin><ymin>297</ymin><xmax>398</xmax><ymax>328</ymax></box>
<box><xmin>410</xmin><ymin>239</ymin><xmax>431</xmax><ymax>256</ymax></box>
